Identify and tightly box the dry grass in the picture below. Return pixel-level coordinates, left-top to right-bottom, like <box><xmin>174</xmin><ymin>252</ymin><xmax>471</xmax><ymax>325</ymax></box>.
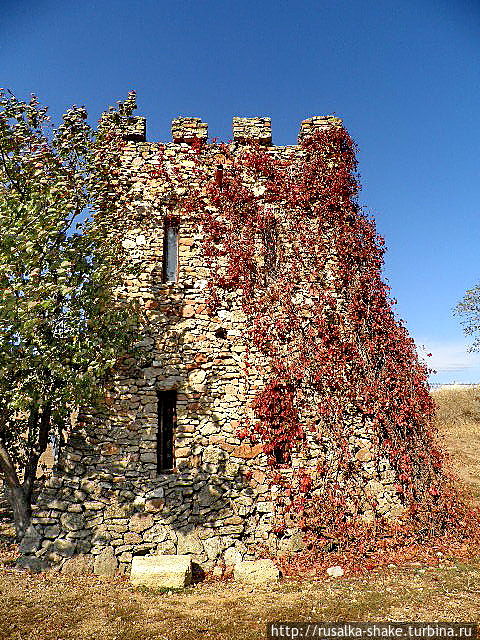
<box><xmin>1</xmin><ymin>548</ymin><xmax>480</xmax><ymax>640</ymax></box>
<box><xmin>432</xmin><ymin>386</ymin><xmax>480</xmax><ymax>500</ymax></box>
<box><xmin>0</xmin><ymin>386</ymin><xmax>480</xmax><ymax>638</ymax></box>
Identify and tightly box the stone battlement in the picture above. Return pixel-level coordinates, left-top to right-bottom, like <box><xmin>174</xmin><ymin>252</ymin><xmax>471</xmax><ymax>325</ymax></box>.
<box><xmin>100</xmin><ymin>111</ymin><xmax>342</xmax><ymax>145</ymax></box>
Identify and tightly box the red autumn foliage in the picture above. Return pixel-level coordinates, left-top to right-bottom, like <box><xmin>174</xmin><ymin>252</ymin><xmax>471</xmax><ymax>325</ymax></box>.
<box><xmin>155</xmin><ymin>125</ymin><xmax>480</xmax><ymax>567</ymax></box>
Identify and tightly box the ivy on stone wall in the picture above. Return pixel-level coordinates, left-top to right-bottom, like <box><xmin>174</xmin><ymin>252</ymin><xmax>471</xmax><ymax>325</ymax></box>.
<box><xmin>154</xmin><ymin>125</ymin><xmax>479</xmax><ymax>561</ymax></box>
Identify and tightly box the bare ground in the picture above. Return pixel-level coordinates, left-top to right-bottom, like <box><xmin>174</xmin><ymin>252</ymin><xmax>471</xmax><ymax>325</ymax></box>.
<box><xmin>1</xmin><ymin>547</ymin><xmax>480</xmax><ymax>640</ymax></box>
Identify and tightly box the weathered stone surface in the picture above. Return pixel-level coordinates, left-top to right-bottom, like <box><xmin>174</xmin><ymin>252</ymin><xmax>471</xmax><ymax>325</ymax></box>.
<box><xmin>365</xmin><ymin>480</ymin><xmax>385</xmax><ymax>496</ymax></box>
<box><xmin>203</xmin><ymin>536</ymin><xmax>224</xmax><ymax>561</ymax></box>
<box><xmin>61</xmin><ymin>554</ymin><xmax>94</xmax><ymax>575</ymax></box>
<box><xmin>176</xmin><ymin>530</ymin><xmax>204</xmax><ymax>555</ymax></box>
<box><xmin>224</xmin><ymin>546</ymin><xmax>243</xmax><ymax>566</ymax></box>
<box><xmin>233</xmin><ymin>559</ymin><xmax>280</xmax><ymax>584</ymax></box>
<box><xmin>188</xmin><ymin>369</ymin><xmax>206</xmax><ymax>391</ymax></box>
<box><xmin>356</xmin><ymin>448</ymin><xmax>373</xmax><ymax>462</ymax></box>
<box><xmin>93</xmin><ymin>547</ymin><xmax>118</xmax><ymax>577</ymax></box>
<box><xmin>60</xmin><ymin>512</ymin><xmax>85</xmax><ymax>531</ymax></box>
<box><xmin>279</xmin><ymin>532</ymin><xmax>306</xmax><ymax>554</ymax></box>
<box><xmin>130</xmin><ymin>555</ymin><xmax>192</xmax><ymax>589</ymax></box>
<box><xmin>54</xmin><ymin>539</ymin><xmax>76</xmax><ymax>557</ymax></box>
<box><xmin>231</xmin><ymin>443</ymin><xmax>264</xmax><ymax>460</ymax></box>
<box><xmin>16</xmin><ymin>555</ymin><xmax>49</xmax><ymax>572</ymax></box>
<box><xmin>129</xmin><ymin>513</ymin><xmax>154</xmax><ymax>533</ymax></box>
<box><xmin>145</xmin><ymin>498</ymin><xmax>165</xmax><ymax>512</ymax></box>
<box><xmin>19</xmin><ymin>525</ymin><xmax>41</xmax><ymax>554</ymax></box>
<box><xmin>43</xmin><ymin>525</ymin><xmax>61</xmax><ymax>539</ymax></box>
<box><xmin>124</xmin><ymin>532</ymin><xmax>143</xmax><ymax>544</ymax></box>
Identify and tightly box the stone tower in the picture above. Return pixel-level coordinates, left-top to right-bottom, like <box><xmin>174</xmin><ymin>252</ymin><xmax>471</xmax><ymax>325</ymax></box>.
<box><xmin>21</xmin><ymin>105</ymin><xmax>433</xmax><ymax>574</ymax></box>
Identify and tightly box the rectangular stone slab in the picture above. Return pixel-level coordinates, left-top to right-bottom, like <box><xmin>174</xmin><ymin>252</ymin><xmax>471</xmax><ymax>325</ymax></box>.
<box><xmin>130</xmin><ymin>555</ymin><xmax>192</xmax><ymax>589</ymax></box>
<box><xmin>233</xmin><ymin>559</ymin><xmax>280</xmax><ymax>584</ymax></box>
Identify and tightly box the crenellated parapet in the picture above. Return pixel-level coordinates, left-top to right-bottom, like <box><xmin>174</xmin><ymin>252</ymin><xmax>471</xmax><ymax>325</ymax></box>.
<box><xmin>171</xmin><ymin>117</ymin><xmax>208</xmax><ymax>143</ymax></box>
<box><xmin>99</xmin><ymin>113</ymin><xmax>147</xmax><ymax>142</ymax></box>
<box><xmin>232</xmin><ymin>117</ymin><xmax>272</xmax><ymax>145</ymax></box>
<box><xmin>99</xmin><ymin>107</ymin><xmax>342</xmax><ymax>147</ymax></box>
<box><xmin>298</xmin><ymin>115</ymin><xmax>343</xmax><ymax>142</ymax></box>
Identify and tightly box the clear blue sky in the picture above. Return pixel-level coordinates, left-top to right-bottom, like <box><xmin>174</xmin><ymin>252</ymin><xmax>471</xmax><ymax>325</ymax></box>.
<box><xmin>2</xmin><ymin>0</ymin><xmax>479</xmax><ymax>383</ymax></box>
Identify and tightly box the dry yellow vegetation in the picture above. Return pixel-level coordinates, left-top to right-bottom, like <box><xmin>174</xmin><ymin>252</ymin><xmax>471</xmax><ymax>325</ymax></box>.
<box><xmin>0</xmin><ymin>559</ymin><xmax>480</xmax><ymax>640</ymax></box>
<box><xmin>432</xmin><ymin>385</ymin><xmax>480</xmax><ymax>500</ymax></box>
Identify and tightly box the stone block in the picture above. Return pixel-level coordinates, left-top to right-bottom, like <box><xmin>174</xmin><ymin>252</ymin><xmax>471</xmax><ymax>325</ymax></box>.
<box><xmin>47</xmin><ymin>499</ymin><xmax>69</xmax><ymax>510</ymax></box>
<box><xmin>130</xmin><ymin>555</ymin><xmax>192</xmax><ymax>589</ymax></box>
<box><xmin>60</xmin><ymin>512</ymin><xmax>85</xmax><ymax>531</ymax></box>
<box><xmin>256</xmin><ymin>501</ymin><xmax>274</xmax><ymax>513</ymax></box>
<box><xmin>61</xmin><ymin>554</ymin><xmax>94</xmax><ymax>575</ymax></box>
<box><xmin>176</xmin><ymin>530</ymin><xmax>204</xmax><ymax>555</ymax></box>
<box><xmin>143</xmin><ymin>523</ymin><xmax>169</xmax><ymax>543</ymax></box>
<box><xmin>233</xmin><ymin>559</ymin><xmax>280</xmax><ymax>584</ymax></box>
<box><xmin>43</xmin><ymin>525</ymin><xmax>61</xmax><ymax>539</ymax></box>
<box><xmin>224</xmin><ymin>546</ymin><xmax>243</xmax><ymax>566</ymax></box>
<box><xmin>124</xmin><ymin>532</ymin><xmax>143</xmax><ymax>544</ymax></box>
<box><xmin>145</xmin><ymin>498</ymin><xmax>165</xmax><ymax>512</ymax></box>
<box><xmin>18</xmin><ymin>525</ymin><xmax>41</xmax><ymax>554</ymax></box>
<box><xmin>54</xmin><ymin>539</ymin><xmax>76</xmax><ymax>557</ymax></box>
<box><xmin>84</xmin><ymin>501</ymin><xmax>104</xmax><ymax>510</ymax></box>
<box><xmin>365</xmin><ymin>479</ymin><xmax>384</xmax><ymax>496</ymax></box>
<box><xmin>93</xmin><ymin>546</ymin><xmax>118</xmax><ymax>577</ymax></box>
<box><xmin>202</xmin><ymin>536</ymin><xmax>223</xmax><ymax>561</ymax></box>
<box><xmin>231</xmin><ymin>443</ymin><xmax>264</xmax><ymax>459</ymax></box>
<box><xmin>145</xmin><ymin>487</ymin><xmax>165</xmax><ymax>499</ymax></box>
<box><xmin>16</xmin><ymin>556</ymin><xmax>49</xmax><ymax>572</ymax></box>
<box><xmin>278</xmin><ymin>532</ymin><xmax>306</xmax><ymax>554</ymax></box>
<box><xmin>355</xmin><ymin>447</ymin><xmax>373</xmax><ymax>462</ymax></box>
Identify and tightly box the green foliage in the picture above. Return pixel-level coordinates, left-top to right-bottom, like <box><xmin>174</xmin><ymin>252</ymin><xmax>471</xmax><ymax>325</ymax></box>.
<box><xmin>456</xmin><ymin>284</ymin><xmax>480</xmax><ymax>352</ymax></box>
<box><xmin>0</xmin><ymin>90</ymin><xmax>138</xmax><ymax>502</ymax></box>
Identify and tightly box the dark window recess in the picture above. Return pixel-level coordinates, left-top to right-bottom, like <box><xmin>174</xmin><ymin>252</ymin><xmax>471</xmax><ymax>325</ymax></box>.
<box><xmin>273</xmin><ymin>446</ymin><xmax>289</xmax><ymax>466</ymax></box>
<box><xmin>214</xmin><ymin>327</ymin><xmax>228</xmax><ymax>339</ymax></box>
<box><xmin>262</xmin><ymin>217</ymin><xmax>278</xmax><ymax>274</ymax></box>
<box><xmin>157</xmin><ymin>391</ymin><xmax>176</xmax><ymax>471</ymax></box>
<box><xmin>162</xmin><ymin>221</ymin><xmax>179</xmax><ymax>283</ymax></box>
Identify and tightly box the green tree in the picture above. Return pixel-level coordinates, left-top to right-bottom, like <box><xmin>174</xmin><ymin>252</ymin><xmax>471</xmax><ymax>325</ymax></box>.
<box><xmin>456</xmin><ymin>285</ymin><xmax>480</xmax><ymax>352</ymax></box>
<box><xmin>0</xmin><ymin>90</ymin><xmax>138</xmax><ymax>539</ymax></box>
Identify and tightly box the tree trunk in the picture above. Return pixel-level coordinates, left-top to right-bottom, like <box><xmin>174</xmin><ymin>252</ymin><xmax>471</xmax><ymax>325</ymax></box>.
<box><xmin>5</xmin><ymin>483</ymin><xmax>31</xmax><ymax>540</ymax></box>
<box><xmin>0</xmin><ymin>440</ymin><xmax>31</xmax><ymax>540</ymax></box>
<box><xmin>0</xmin><ymin>403</ymin><xmax>52</xmax><ymax>541</ymax></box>
<box><xmin>23</xmin><ymin>403</ymin><xmax>51</xmax><ymax>506</ymax></box>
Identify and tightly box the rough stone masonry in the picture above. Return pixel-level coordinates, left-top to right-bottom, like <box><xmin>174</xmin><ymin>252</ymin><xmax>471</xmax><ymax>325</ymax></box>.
<box><xmin>20</xmin><ymin>106</ymin><xmax>404</xmax><ymax>575</ymax></box>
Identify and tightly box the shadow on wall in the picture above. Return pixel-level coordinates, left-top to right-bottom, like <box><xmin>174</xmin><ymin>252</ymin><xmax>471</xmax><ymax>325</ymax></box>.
<box><xmin>21</xmin><ymin>295</ymin><xmax>276</xmax><ymax>574</ymax></box>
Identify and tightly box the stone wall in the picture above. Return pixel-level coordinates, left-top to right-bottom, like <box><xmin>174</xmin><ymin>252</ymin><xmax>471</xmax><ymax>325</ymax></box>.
<box><xmin>21</xmin><ymin>113</ymin><xmax>403</xmax><ymax>574</ymax></box>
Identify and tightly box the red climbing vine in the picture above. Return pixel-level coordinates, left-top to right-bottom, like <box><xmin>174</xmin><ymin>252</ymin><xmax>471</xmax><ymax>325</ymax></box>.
<box><xmin>156</xmin><ymin>126</ymin><xmax>480</xmax><ymax>562</ymax></box>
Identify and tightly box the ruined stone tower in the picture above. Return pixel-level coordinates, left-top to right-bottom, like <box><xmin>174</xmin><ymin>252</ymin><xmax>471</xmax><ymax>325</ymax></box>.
<box><xmin>22</xmin><ymin>103</ymin><xmax>435</xmax><ymax>574</ymax></box>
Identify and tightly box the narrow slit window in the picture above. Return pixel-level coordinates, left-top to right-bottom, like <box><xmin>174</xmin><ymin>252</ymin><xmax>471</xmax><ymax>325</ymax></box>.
<box><xmin>157</xmin><ymin>390</ymin><xmax>176</xmax><ymax>471</ymax></box>
<box><xmin>273</xmin><ymin>446</ymin><xmax>289</xmax><ymax>466</ymax></box>
<box><xmin>162</xmin><ymin>221</ymin><xmax>179</xmax><ymax>283</ymax></box>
